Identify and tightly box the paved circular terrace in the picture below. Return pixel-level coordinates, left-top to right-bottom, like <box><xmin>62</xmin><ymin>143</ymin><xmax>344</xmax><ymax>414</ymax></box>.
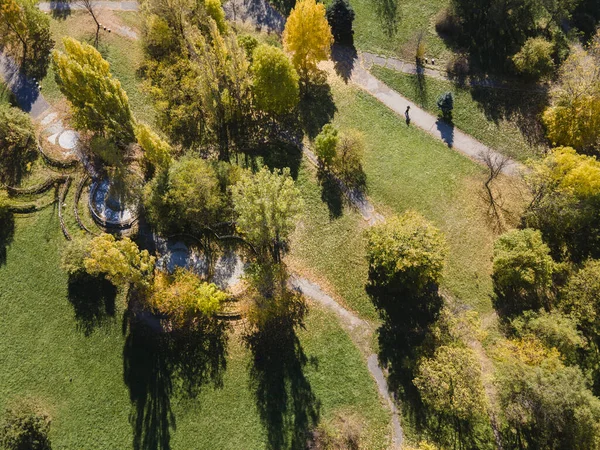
<box><xmin>89</xmin><ymin>179</ymin><xmax>137</xmax><ymax>227</ymax></box>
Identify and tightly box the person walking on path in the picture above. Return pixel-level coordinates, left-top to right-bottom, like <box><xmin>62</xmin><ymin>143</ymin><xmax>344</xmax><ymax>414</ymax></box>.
<box><xmin>405</xmin><ymin>105</ymin><xmax>410</xmax><ymax>126</ymax></box>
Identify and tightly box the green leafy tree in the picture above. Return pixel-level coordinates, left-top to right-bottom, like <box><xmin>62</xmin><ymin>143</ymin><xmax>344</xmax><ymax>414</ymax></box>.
<box><xmin>494</xmin><ymin>338</ymin><xmax>600</xmax><ymax>449</ymax></box>
<box><xmin>150</xmin><ymin>268</ymin><xmax>227</xmax><ymax>327</ymax></box>
<box><xmin>512</xmin><ymin>37</ymin><xmax>555</xmax><ymax>79</ymax></box>
<box><xmin>251</xmin><ymin>44</ymin><xmax>300</xmax><ymax>116</ymax></box>
<box><xmin>283</xmin><ymin>0</ymin><xmax>333</xmax><ymax>81</ymax></box>
<box><xmin>204</xmin><ymin>0</ymin><xmax>227</xmax><ymax>33</ymax></box>
<box><xmin>326</xmin><ymin>0</ymin><xmax>355</xmax><ymax>44</ymax></box>
<box><xmin>84</xmin><ymin>234</ymin><xmax>155</xmax><ymax>288</ymax></box>
<box><xmin>492</xmin><ymin>228</ymin><xmax>555</xmax><ymax>316</ymax></box>
<box><xmin>237</xmin><ymin>34</ymin><xmax>259</xmax><ymax>61</ymax></box>
<box><xmin>414</xmin><ymin>346</ymin><xmax>487</xmax><ymax>438</ymax></box>
<box><xmin>511</xmin><ymin>310</ymin><xmax>584</xmax><ymax>363</ymax></box>
<box><xmin>560</xmin><ymin>259</ymin><xmax>600</xmax><ymax>339</ymax></box>
<box><xmin>314</xmin><ymin>123</ymin><xmax>339</xmax><ymax>167</ymax></box>
<box><xmin>366</xmin><ymin>211</ymin><xmax>447</xmax><ymax>292</ymax></box>
<box><xmin>52</xmin><ymin>37</ymin><xmax>135</xmax><ymax>144</ymax></box>
<box><xmin>232</xmin><ymin>166</ymin><xmax>303</xmax><ymax>262</ymax></box>
<box><xmin>542</xmin><ymin>47</ymin><xmax>600</xmax><ymax>152</ymax></box>
<box><xmin>144</xmin><ymin>156</ymin><xmax>224</xmax><ymax>234</ymax></box>
<box><xmin>0</xmin><ymin>105</ymin><xmax>37</xmax><ymax>185</ymax></box>
<box><xmin>0</xmin><ymin>398</ymin><xmax>51</xmax><ymax>450</ymax></box>
<box><xmin>0</xmin><ymin>0</ymin><xmax>53</xmax><ymax>79</ymax></box>
<box><xmin>134</xmin><ymin>123</ymin><xmax>172</xmax><ymax>170</ymax></box>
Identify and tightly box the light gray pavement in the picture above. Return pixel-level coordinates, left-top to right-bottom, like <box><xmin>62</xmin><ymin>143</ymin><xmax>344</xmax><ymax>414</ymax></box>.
<box><xmin>223</xmin><ymin>0</ymin><xmax>285</xmax><ymax>33</ymax></box>
<box><xmin>38</xmin><ymin>1</ymin><xmax>139</xmax><ymax>12</ymax></box>
<box><xmin>0</xmin><ymin>53</ymin><xmax>50</xmax><ymax>119</ymax></box>
<box><xmin>350</xmin><ymin>62</ymin><xmax>524</xmax><ymax>176</ymax></box>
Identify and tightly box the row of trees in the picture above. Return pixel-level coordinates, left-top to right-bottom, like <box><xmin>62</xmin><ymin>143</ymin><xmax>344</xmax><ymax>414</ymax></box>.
<box><xmin>485</xmin><ymin>142</ymin><xmax>600</xmax><ymax>447</ymax></box>
<box><xmin>141</xmin><ymin>0</ymin><xmax>332</xmax><ymax>160</ymax></box>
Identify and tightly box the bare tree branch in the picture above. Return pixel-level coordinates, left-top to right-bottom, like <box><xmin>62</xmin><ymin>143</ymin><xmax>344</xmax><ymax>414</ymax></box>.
<box><xmin>479</xmin><ymin>149</ymin><xmax>510</xmax><ymax>231</ymax></box>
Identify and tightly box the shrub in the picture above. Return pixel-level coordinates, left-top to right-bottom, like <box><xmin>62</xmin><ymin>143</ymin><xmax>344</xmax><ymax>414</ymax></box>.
<box><xmin>326</xmin><ymin>0</ymin><xmax>355</xmax><ymax>45</ymax></box>
<box><xmin>0</xmin><ymin>398</ymin><xmax>51</xmax><ymax>450</ymax></box>
<box><xmin>492</xmin><ymin>228</ymin><xmax>555</xmax><ymax>316</ymax></box>
<box><xmin>512</xmin><ymin>37</ymin><xmax>555</xmax><ymax>79</ymax></box>
<box><xmin>436</xmin><ymin>92</ymin><xmax>454</xmax><ymax>119</ymax></box>
<box><xmin>314</xmin><ymin>124</ymin><xmax>339</xmax><ymax>167</ymax></box>
<box><xmin>60</xmin><ymin>233</ymin><xmax>91</xmax><ymax>276</ymax></box>
<box><xmin>0</xmin><ymin>105</ymin><xmax>38</xmax><ymax>185</ymax></box>
<box><xmin>335</xmin><ymin>129</ymin><xmax>365</xmax><ymax>188</ymax></box>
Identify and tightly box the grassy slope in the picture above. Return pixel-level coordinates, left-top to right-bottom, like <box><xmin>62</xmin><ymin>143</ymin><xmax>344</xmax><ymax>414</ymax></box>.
<box><xmin>0</xmin><ymin>209</ymin><xmax>389</xmax><ymax>449</ymax></box>
<box><xmin>291</xmin><ymin>72</ymin><xmax>524</xmax><ymax>315</ymax></box>
<box><xmin>290</xmin><ymin>162</ymin><xmax>377</xmax><ymax>321</ymax></box>
<box><xmin>371</xmin><ymin>66</ymin><xmax>547</xmax><ymax>161</ymax></box>
<box><xmin>348</xmin><ymin>0</ymin><xmax>451</xmax><ymax>61</ymax></box>
<box><xmin>41</xmin><ymin>12</ymin><xmax>155</xmax><ymax>125</ymax></box>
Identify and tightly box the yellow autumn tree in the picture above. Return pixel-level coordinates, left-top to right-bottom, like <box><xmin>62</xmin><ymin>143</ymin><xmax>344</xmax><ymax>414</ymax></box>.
<box><xmin>52</xmin><ymin>37</ymin><xmax>135</xmax><ymax>143</ymax></box>
<box><xmin>83</xmin><ymin>234</ymin><xmax>155</xmax><ymax>288</ymax></box>
<box><xmin>282</xmin><ymin>0</ymin><xmax>333</xmax><ymax>81</ymax></box>
<box><xmin>134</xmin><ymin>123</ymin><xmax>172</xmax><ymax>170</ymax></box>
<box><xmin>542</xmin><ymin>46</ymin><xmax>600</xmax><ymax>152</ymax></box>
<box><xmin>150</xmin><ymin>268</ymin><xmax>227</xmax><ymax>327</ymax></box>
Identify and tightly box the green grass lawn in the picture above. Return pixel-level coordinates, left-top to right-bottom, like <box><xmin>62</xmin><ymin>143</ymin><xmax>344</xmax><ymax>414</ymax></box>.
<box><xmin>302</xmin><ymin>73</ymin><xmax>524</xmax><ymax>314</ymax></box>
<box><xmin>41</xmin><ymin>12</ymin><xmax>155</xmax><ymax>125</ymax></box>
<box><xmin>0</xmin><ymin>208</ymin><xmax>390</xmax><ymax>449</ymax></box>
<box><xmin>290</xmin><ymin>162</ymin><xmax>377</xmax><ymax>321</ymax></box>
<box><xmin>370</xmin><ymin>66</ymin><xmax>548</xmax><ymax>161</ymax></box>
<box><xmin>347</xmin><ymin>0</ymin><xmax>452</xmax><ymax>62</ymax></box>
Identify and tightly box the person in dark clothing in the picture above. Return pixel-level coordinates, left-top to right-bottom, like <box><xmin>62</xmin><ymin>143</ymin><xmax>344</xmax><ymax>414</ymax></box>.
<box><xmin>405</xmin><ymin>105</ymin><xmax>411</xmax><ymax>125</ymax></box>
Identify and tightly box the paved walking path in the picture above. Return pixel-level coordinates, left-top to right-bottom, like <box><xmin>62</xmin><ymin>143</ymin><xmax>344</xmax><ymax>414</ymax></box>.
<box><xmin>38</xmin><ymin>1</ymin><xmax>139</xmax><ymax>12</ymax></box>
<box><xmin>360</xmin><ymin>51</ymin><xmax>547</xmax><ymax>92</ymax></box>
<box><xmin>290</xmin><ymin>276</ymin><xmax>403</xmax><ymax>448</ymax></box>
<box><xmin>0</xmin><ymin>53</ymin><xmax>50</xmax><ymax>119</ymax></box>
<box><xmin>350</xmin><ymin>61</ymin><xmax>523</xmax><ymax>176</ymax></box>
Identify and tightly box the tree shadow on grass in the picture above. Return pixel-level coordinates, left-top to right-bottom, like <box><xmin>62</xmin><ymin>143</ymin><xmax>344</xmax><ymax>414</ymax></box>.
<box><xmin>331</xmin><ymin>44</ymin><xmax>358</xmax><ymax>84</ymax></box>
<box><xmin>123</xmin><ymin>307</ymin><xmax>228</xmax><ymax>450</ymax></box>
<box><xmin>373</xmin><ymin>0</ymin><xmax>400</xmax><ymax>38</ymax></box>
<box><xmin>366</xmin><ymin>275</ymin><xmax>443</xmax><ymax>433</ymax></box>
<box><xmin>299</xmin><ymin>78</ymin><xmax>337</xmax><ymax>140</ymax></box>
<box><xmin>67</xmin><ymin>272</ymin><xmax>117</xmax><ymax>335</ymax></box>
<box><xmin>261</xmin><ymin>141</ymin><xmax>303</xmax><ymax>180</ymax></box>
<box><xmin>245</xmin><ymin>318</ymin><xmax>320</xmax><ymax>449</ymax></box>
<box><xmin>0</xmin><ymin>212</ymin><xmax>15</xmax><ymax>267</ymax></box>
<box><xmin>469</xmin><ymin>85</ymin><xmax>550</xmax><ymax>149</ymax></box>
<box><xmin>317</xmin><ymin>168</ymin><xmax>344</xmax><ymax>219</ymax></box>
